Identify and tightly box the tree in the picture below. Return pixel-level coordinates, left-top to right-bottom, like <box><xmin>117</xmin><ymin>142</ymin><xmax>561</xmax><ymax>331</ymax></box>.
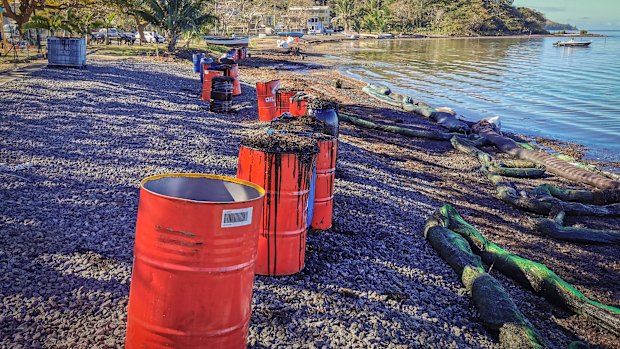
<box><xmin>388</xmin><ymin>0</ymin><xmax>431</xmax><ymax>33</ymax></box>
<box><xmin>362</xmin><ymin>0</ymin><xmax>388</xmax><ymax>33</ymax></box>
<box><xmin>2</xmin><ymin>0</ymin><xmax>100</xmax><ymax>35</ymax></box>
<box><xmin>332</xmin><ymin>0</ymin><xmax>356</xmax><ymax>32</ymax></box>
<box><xmin>2</xmin><ymin>0</ymin><xmax>48</xmax><ymax>33</ymax></box>
<box><xmin>113</xmin><ymin>0</ymin><xmax>149</xmax><ymax>44</ymax></box>
<box><xmin>237</xmin><ymin>0</ymin><xmax>268</xmax><ymax>35</ymax></box>
<box><xmin>23</xmin><ymin>12</ymin><xmax>70</xmax><ymax>36</ymax></box>
<box><xmin>66</xmin><ymin>7</ymin><xmax>106</xmax><ymax>43</ymax></box>
<box><xmin>134</xmin><ymin>0</ymin><xmax>217</xmax><ymax>51</ymax></box>
<box><xmin>517</xmin><ymin>7</ymin><xmax>546</xmax><ymax>34</ymax></box>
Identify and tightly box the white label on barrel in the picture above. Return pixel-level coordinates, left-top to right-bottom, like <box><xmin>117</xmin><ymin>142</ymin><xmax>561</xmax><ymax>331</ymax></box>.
<box><xmin>221</xmin><ymin>207</ymin><xmax>253</xmax><ymax>228</ymax></box>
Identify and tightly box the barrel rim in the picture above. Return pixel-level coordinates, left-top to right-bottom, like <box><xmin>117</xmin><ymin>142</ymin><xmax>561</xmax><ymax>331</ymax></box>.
<box><xmin>140</xmin><ymin>173</ymin><xmax>265</xmax><ymax>204</ymax></box>
<box><xmin>238</xmin><ymin>144</ymin><xmax>319</xmax><ymax>155</ymax></box>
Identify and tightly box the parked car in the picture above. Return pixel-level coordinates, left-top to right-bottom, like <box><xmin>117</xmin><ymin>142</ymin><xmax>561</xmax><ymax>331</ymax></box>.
<box><xmin>99</xmin><ymin>28</ymin><xmax>121</xmax><ymax>39</ymax></box>
<box><xmin>143</xmin><ymin>31</ymin><xmax>164</xmax><ymax>44</ymax></box>
<box><xmin>92</xmin><ymin>28</ymin><xmax>121</xmax><ymax>44</ymax></box>
<box><xmin>119</xmin><ymin>31</ymin><xmax>136</xmax><ymax>45</ymax></box>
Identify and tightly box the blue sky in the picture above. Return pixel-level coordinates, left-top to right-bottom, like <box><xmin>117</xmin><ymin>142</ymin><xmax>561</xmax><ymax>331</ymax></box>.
<box><xmin>514</xmin><ymin>0</ymin><xmax>620</xmax><ymax>30</ymax></box>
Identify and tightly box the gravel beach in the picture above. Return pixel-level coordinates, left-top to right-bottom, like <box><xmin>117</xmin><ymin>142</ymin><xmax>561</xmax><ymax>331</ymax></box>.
<box><xmin>1</xmin><ymin>54</ymin><xmax>618</xmax><ymax>348</ymax></box>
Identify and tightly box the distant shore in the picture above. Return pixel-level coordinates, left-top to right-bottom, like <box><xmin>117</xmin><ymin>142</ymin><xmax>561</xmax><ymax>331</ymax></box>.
<box><xmin>250</xmin><ymin>32</ymin><xmax>605</xmax><ymax>47</ymax></box>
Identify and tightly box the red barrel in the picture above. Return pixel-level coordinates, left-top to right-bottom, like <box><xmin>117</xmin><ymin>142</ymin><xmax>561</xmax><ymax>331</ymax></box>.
<box><xmin>216</xmin><ymin>65</ymin><xmax>241</xmax><ymax>97</ymax></box>
<box><xmin>237</xmin><ymin>145</ymin><xmax>316</xmax><ymax>276</ymax></box>
<box><xmin>311</xmin><ymin>138</ymin><xmax>337</xmax><ymax>230</ymax></box>
<box><xmin>256</xmin><ymin>80</ymin><xmax>280</xmax><ymax>121</ymax></box>
<box><xmin>289</xmin><ymin>93</ymin><xmax>309</xmax><ymax>117</ymax></box>
<box><xmin>125</xmin><ymin>174</ymin><xmax>265</xmax><ymax>348</ymax></box>
<box><xmin>228</xmin><ymin>64</ymin><xmax>242</xmax><ymax>96</ymax></box>
<box><xmin>276</xmin><ymin>89</ymin><xmax>298</xmax><ymax>116</ymax></box>
<box><xmin>202</xmin><ymin>70</ymin><xmax>223</xmax><ymax>101</ymax></box>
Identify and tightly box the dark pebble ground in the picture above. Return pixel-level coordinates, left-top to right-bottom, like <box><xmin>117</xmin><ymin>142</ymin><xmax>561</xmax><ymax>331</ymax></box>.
<box><xmin>1</xmin><ymin>59</ymin><xmax>617</xmax><ymax>348</ymax></box>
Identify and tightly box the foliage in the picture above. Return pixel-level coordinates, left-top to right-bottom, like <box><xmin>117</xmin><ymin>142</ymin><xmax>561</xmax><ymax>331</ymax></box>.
<box><xmin>23</xmin><ymin>13</ymin><xmax>70</xmax><ymax>36</ymax></box>
<box><xmin>362</xmin><ymin>0</ymin><xmax>388</xmax><ymax>33</ymax></box>
<box><xmin>8</xmin><ymin>0</ymin><xmax>556</xmax><ymax>44</ymax></box>
<box><xmin>342</xmin><ymin>0</ymin><xmax>551</xmax><ymax>36</ymax></box>
<box><xmin>545</xmin><ymin>20</ymin><xmax>577</xmax><ymax>31</ymax></box>
<box><xmin>2</xmin><ymin>0</ymin><xmax>102</xmax><ymax>33</ymax></box>
<box><xmin>133</xmin><ymin>0</ymin><xmax>217</xmax><ymax>52</ymax></box>
<box><xmin>332</xmin><ymin>0</ymin><xmax>356</xmax><ymax>31</ymax></box>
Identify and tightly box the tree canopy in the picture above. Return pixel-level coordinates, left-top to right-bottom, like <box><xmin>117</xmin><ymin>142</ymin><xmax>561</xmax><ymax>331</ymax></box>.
<box><xmin>333</xmin><ymin>0</ymin><xmax>549</xmax><ymax>35</ymax></box>
<box><xmin>7</xmin><ymin>0</ymin><xmax>554</xmax><ymax>53</ymax></box>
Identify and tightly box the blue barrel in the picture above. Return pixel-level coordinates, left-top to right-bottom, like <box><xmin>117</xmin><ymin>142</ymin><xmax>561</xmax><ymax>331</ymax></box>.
<box><xmin>307</xmin><ymin>163</ymin><xmax>316</xmax><ymax>228</ymax></box>
<box><xmin>192</xmin><ymin>53</ymin><xmax>204</xmax><ymax>73</ymax></box>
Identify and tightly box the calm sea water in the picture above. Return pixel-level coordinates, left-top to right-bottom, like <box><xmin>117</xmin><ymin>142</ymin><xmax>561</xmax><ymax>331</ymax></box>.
<box><xmin>328</xmin><ymin>32</ymin><xmax>620</xmax><ymax>162</ymax></box>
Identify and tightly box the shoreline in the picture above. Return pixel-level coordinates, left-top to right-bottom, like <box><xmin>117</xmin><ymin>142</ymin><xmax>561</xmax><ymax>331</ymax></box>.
<box><xmin>238</xmin><ymin>50</ymin><xmax>619</xmax><ymax>347</ymax></box>
<box><xmin>249</xmin><ymin>39</ymin><xmax>619</xmax><ymax>169</ymax></box>
<box><xmin>260</xmin><ymin>32</ymin><xmax>607</xmax><ymax>46</ymax></box>
<box><xmin>335</xmin><ymin>65</ymin><xmax>620</xmax><ymax>168</ymax></box>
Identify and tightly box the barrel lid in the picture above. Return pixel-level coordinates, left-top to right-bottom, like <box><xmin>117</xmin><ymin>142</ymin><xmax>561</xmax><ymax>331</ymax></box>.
<box><xmin>270</xmin><ymin>115</ymin><xmax>325</xmax><ymax>133</ymax></box>
<box><xmin>241</xmin><ymin>132</ymin><xmax>318</xmax><ymax>155</ymax></box>
<box><xmin>307</xmin><ymin>98</ymin><xmax>337</xmax><ymax>111</ymax></box>
<box><xmin>277</xmin><ymin>88</ymin><xmax>298</xmax><ymax>93</ymax></box>
<box><xmin>291</xmin><ymin>92</ymin><xmax>311</xmax><ymax>101</ymax></box>
<box><xmin>141</xmin><ymin>173</ymin><xmax>265</xmax><ymax>204</ymax></box>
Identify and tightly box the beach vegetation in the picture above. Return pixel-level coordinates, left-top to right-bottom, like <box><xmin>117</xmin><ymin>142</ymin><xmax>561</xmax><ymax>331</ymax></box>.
<box><xmin>133</xmin><ymin>0</ymin><xmax>218</xmax><ymax>52</ymax></box>
<box><xmin>332</xmin><ymin>0</ymin><xmax>356</xmax><ymax>32</ymax></box>
<box><xmin>545</xmin><ymin>20</ymin><xmax>577</xmax><ymax>31</ymax></box>
<box><xmin>333</xmin><ymin>0</ymin><xmax>550</xmax><ymax>36</ymax></box>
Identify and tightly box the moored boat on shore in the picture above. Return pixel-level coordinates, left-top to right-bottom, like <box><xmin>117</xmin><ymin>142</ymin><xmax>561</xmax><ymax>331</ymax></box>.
<box><xmin>277</xmin><ymin>31</ymin><xmax>304</xmax><ymax>38</ymax></box>
<box><xmin>202</xmin><ymin>36</ymin><xmax>249</xmax><ymax>47</ymax></box>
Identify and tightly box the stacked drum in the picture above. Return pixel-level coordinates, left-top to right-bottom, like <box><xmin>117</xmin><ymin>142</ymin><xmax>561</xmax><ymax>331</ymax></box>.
<box><xmin>210</xmin><ymin>76</ymin><xmax>234</xmax><ymax>113</ymax></box>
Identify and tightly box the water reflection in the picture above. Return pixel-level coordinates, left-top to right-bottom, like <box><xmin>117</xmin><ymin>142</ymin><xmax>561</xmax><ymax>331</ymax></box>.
<box><xmin>328</xmin><ymin>34</ymin><xmax>620</xmax><ymax>161</ymax></box>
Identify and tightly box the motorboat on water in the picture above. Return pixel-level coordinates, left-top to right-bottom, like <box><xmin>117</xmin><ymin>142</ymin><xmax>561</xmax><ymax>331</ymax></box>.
<box><xmin>553</xmin><ymin>39</ymin><xmax>592</xmax><ymax>47</ymax></box>
<box><xmin>202</xmin><ymin>35</ymin><xmax>249</xmax><ymax>47</ymax></box>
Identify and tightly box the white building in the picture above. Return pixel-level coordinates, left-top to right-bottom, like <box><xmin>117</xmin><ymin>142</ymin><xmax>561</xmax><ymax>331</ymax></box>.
<box><xmin>287</xmin><ymin>6</ymin><xmax>331</xmax><ymax>34</ymax></box>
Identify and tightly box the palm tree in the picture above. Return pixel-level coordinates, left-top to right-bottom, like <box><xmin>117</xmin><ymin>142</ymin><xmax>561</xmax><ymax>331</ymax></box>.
<box><xmin>23</xmin><ymin>12</ymin><xmax>71</xmax><ymax>37</ymax></box>
<box><xmin>134</xmin><ymin>0</ymin><xmax>217</xmax><ymax>52</ymax></box>
<box><xmin>333</xmin><ymin>0</ymin><xmax>356</xmax><ymax>32</ymax></box>
<box><xmin>362</xmin><ymin>0</ymin><xmax>388</xmax><ymax>33</ymax></box>
<box><xmin>65</xmin><ymin>8</ymin><xmax>104</xmax><ymax>45</ymax></box>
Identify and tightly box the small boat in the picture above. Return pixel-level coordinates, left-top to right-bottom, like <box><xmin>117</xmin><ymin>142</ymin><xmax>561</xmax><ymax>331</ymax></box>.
<box><xmin>277</xmin><ymin>32</ymin><xmax>304</xmax><ymax>38</ymax></box>
<box><xmin>202</xmin><ymin>36</ymin><xmax>249</xmax><ymax>47</ymax></box>
<box><xmin>553</xmin><ymin>39</ymin><xmax>592</xmax><ymax>47</ymax></box>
